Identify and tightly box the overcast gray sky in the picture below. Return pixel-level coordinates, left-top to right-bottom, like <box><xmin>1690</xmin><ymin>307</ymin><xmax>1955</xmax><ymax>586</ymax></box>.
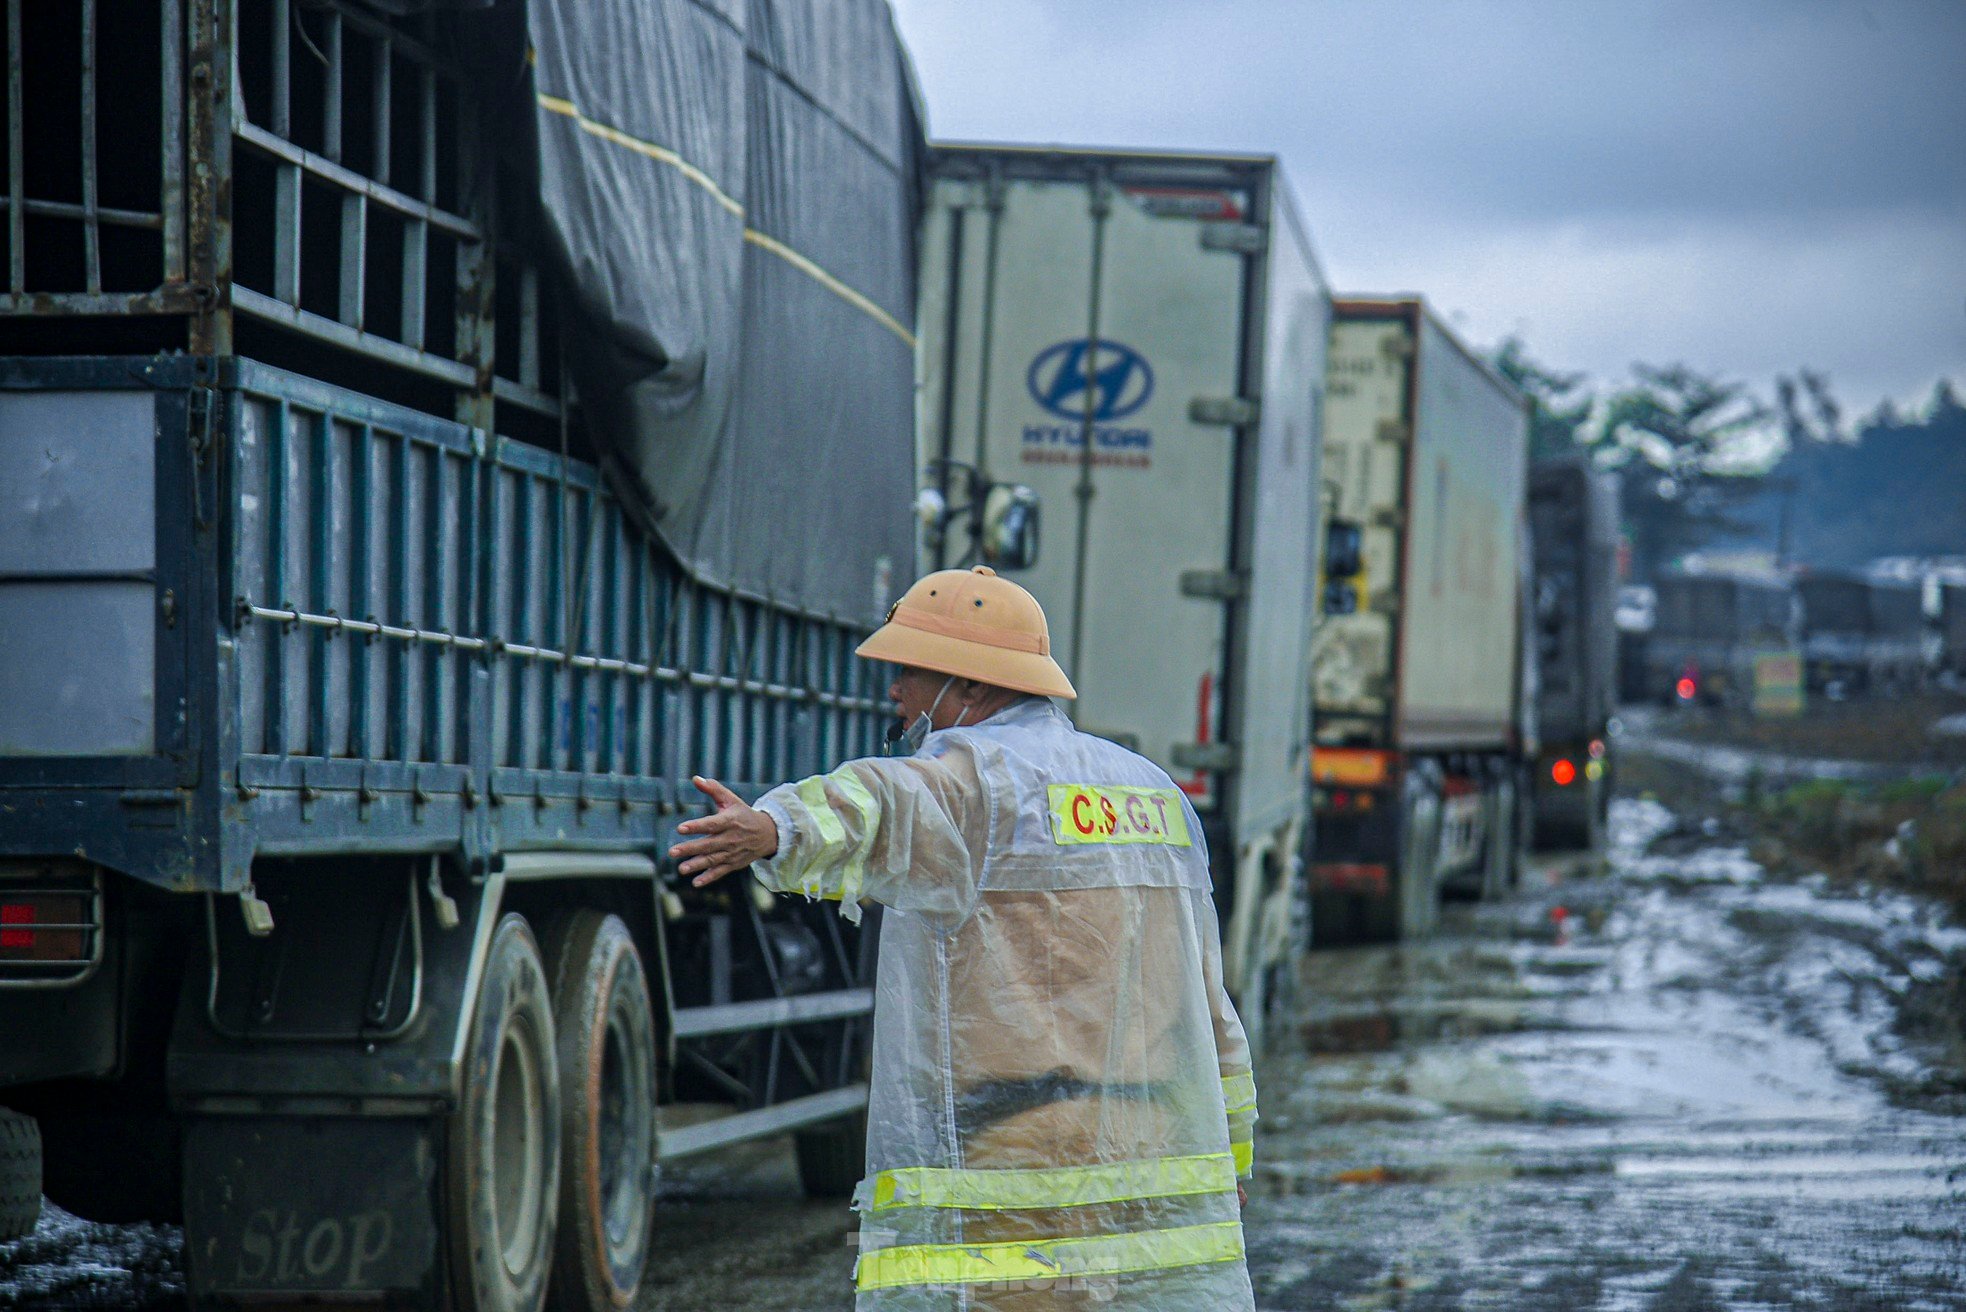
<box><xmin>889</xmin><ymin>0</ymin><xmax>1965</xmax><ymax>424</ymax></box>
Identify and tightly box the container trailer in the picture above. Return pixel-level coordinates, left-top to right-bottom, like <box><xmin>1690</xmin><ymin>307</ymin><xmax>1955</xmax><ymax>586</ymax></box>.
<box><xmin>0</xmin><ymin>2</ymin><xmax>924</xmax><ymax>1307</ymax></box>
<box><xmin>1647</xmin><ymin>573</ymin><xmax>1796</xmax><ymax>708</ymax></box>
<box><xmin>917</xmin><ymin>143</ymin><xmax>1331</xmax><ymax>1025</ymax></box>
<box><xmin>1615</xmin><ymin>584</ymin><xmax>1656</xmax><ymax>705</ymax></box>
<box><xmin>1943</xmin><ymin>583</ymin><xmax>1966</xmax><ymax>679</ymax></box>
<box><xmin>1796</xmin><ymin>573</ymin><xmax>1926</xmax><ymax>697</ymax></box>
<box><xmin>1309</xmin><ymin>297</ymin><xmax>1532</xmax><ymax>943</ymax></box>
<box><xmin>1527</xmin><ymin>456</ymin><xmax>1620</xmax><ymax>849</ymax></box>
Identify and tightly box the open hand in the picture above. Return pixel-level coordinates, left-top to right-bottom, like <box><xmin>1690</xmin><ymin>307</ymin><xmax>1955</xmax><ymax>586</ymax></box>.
<box><xmin>669</xmin><ymin>776</ymin><xmax>779</xmax><ymax>887</ymax></box>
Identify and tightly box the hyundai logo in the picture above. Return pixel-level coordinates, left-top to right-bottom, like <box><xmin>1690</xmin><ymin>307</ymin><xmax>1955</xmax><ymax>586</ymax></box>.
<box><xmin>1026</xmin><ymin>339</ymin><xmax>1154</xmax><ymax>422</ymax></box>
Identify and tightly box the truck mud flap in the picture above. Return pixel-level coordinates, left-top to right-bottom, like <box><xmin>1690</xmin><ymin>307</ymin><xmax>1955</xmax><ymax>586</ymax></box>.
<box><xmin>183</xmin><ymin>1115</ymin><xmax>441</xmax><ymax>1303</ymax></box>
<box><xmin>170</xmin><ymin>868</ymin><xmax>506</xmax><ymax>1305</ymax></box>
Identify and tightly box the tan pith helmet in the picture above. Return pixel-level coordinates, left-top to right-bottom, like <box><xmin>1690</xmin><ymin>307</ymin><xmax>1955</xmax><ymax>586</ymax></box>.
<box><xmin>857</xmin><ymin>566</ymin><xmax>1076</xmax><ymax>699</ymax></box>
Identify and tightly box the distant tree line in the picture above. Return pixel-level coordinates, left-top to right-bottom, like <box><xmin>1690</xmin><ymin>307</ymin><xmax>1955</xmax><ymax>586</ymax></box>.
<box><xmin>1489</xmin><ymin>340</ymin><xmax>1966</xmax><ymax>582</ymax></box>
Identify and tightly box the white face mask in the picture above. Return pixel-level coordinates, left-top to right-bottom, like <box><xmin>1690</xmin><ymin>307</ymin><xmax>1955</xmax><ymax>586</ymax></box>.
<box><xmin>887</xmin><ymin>676</ymin><xmax>965</xmax><ymax>756</ymax></box>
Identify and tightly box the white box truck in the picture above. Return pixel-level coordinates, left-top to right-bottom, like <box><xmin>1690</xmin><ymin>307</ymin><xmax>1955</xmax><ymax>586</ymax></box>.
<box><xmin>1310</xmin><ymin>297</ymin><xmax>1533</xmax><ymax>942</ymax></box>
<box><xmin>917</xmin><ymin>144</ymin><xmax>1330</xmax><ymax>1023</ymax></box>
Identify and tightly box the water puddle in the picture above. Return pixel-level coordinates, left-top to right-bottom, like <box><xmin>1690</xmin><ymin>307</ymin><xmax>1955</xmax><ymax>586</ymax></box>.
<box><xmin>1248</xmin><ymin>796</ymin><xmax>1966</xmax><ymax>1308</ymax></box>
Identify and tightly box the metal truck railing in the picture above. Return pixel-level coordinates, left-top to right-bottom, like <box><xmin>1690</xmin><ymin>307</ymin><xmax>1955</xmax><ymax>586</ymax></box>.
<box><xmin>0</xmin><ymin>0</ymin><xmax>556</xmax><ymax>425</ymax></box>
<box><xmin>2</xmin><ymin>0</ymin><xmax>186</xmax><ymax>315</ymax></box>
<box><xmin>224</xmin><ymin>358</ymin><xmax>887</xmax><ymax>866</ymax></box>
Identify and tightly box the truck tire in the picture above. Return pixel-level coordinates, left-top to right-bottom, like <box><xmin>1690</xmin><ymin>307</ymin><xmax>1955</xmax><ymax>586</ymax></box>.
<box><xmin>539</xmin><ymin>912</ymin><xmax>657</xmax><ymax>1312</ymax></box>
<box><xmin>1392</xmin><ymin>767</ymin><xmax>1443</xmax><ymax>940</ymax></box>
<box><xmin>0</xmin><ymin>1107</ymin><xmax>41</xmax><ymax>1241</ymax></box>
<box><xmin>448</xmin><ymin>913</ymin><xmax>561</xmax><ymax>1312</ymax></box>
<box><xmin>1480</xmin><ymin>775</ymin><xmax>1520</xmax><ymax>898</ymax></box>
<box><xmin>794</xmin><ymin>1110</ymin><xmax>867</xmax><ymax>1199</ymax></box>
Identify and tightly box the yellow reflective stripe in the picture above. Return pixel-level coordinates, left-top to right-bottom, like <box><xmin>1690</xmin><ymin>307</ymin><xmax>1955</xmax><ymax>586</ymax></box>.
<box><xmin>855</xmin><ymin>1220</ymin><xmax>1244</xmax><ymax>1292</ymax></box>
<box><xmin>869</xmin><ymin>1152</ymin><xmax>1236</xmax><ymax>1213</ymax></box>
<box><xmin>1232</xmin><ymin>1140</ymin><xmax>1253</xmax><ymax>1176</ymax></box>
<box><xmin>786</xmin><ymin>770</ymin><xmax>881</xmax><ymax>905</ymax></box>
<box><xmin>793</xmin><ymin>774</ymin><xmax>847</xmax><ymax>898</ymax></box>
<box><xmin>1221</xmin><ymin>1072</ymin><xmax>1257</xmax><ymax>1117</ymax></box>
<box><xmin>1046</xmin><ymin>785</ymin><xmax>1193</xmax><ymax>847</ymax></box>
<box><xmin>534</xmin><ymin>92</ymin><xmax>743</xmax><ymax>215</ymax></box>
<box><xmin>535</xmin><ymin>93</ymin><xmax>913</xmax><ymax>346</ymax></box>
<box><xmin>832</xmin><ymin>770</ymin><xmax>880</xmax><ymax>907</ymax></box>
<box><xmin>741</xmin><ymin>229</ymin><xmax>915</xmax><ymax>347</ymax></box>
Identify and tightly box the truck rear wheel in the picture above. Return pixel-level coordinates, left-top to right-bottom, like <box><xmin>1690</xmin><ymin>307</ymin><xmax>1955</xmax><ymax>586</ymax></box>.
<box><xmin>448</xmin><ymin>913</ymin><xmax>561</xmax><ymax>1312</ymax></box>
<box><xmin>540</xmin><ymin>911</ymin><xmax>658</xmax><ymax>1312</ymax></box>
<box><xmin>0</xmin><ymin>1106</ymin><xmax>41</xmax><ymax>1240</ymax></box>
<box><xmin>1393</xmin><ymin>767</ymin><xmax>1444</xmax><ymax>940</ymax></box>
<box><xmin>1481</xmin><ymin>775</ymin><xmax>1521</xmax><ymax>897</ymax></box>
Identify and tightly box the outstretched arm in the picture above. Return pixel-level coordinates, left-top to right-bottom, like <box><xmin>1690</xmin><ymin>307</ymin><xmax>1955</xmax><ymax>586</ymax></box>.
<box><xmin>670</xmin><ymin>750</ymin><xmax>984</xmax><ymax>922</ymax></box>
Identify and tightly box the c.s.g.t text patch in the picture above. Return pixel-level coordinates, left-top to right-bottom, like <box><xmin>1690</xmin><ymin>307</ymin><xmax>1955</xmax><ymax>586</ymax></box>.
<box><xmin>1046</xmin><ymin>785</ymin><xmax>1191</xmax><ymax>846</ymax></box>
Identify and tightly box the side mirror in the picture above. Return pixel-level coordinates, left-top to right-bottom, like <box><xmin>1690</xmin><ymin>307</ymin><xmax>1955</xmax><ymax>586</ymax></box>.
<box><xmin>981</xmin><ymin>483</ymin><xmax>1040</xmax><ymax>571</ymax></box>
<box><xmin>912</xmin><ymin>486</ymin><xmax>949</xmax><ymax>529</ymax></box>
<box><xmin>1323</xmin><ymin>519</ymin><xmax>1363</xmax><ymax>584</ymax></box>
<box><xmin>1321</xmin><ymin>519</ymin><xmax>1364</xmax><ymax>616</ymax></box>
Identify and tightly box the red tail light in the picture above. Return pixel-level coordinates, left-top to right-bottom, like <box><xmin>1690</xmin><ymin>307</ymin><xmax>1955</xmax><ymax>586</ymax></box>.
<box><xmin>0</xmin><ymin>894</ymin><xmax>88</xmax><ymax>962</ymax></box>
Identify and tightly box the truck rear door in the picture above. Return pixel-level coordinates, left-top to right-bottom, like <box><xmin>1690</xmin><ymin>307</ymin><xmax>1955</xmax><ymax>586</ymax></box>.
<box><xmin>923</xmin><ymin>167</ymin><xmax>1250</xmax><ymax>800</ymax></box>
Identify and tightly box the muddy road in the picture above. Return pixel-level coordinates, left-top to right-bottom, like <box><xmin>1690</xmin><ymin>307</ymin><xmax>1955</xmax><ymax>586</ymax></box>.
<box><xmin>1249</xmin><ymin>800</ymin><xmax>1966</xmax><ymax>1310</ymax></box>
<box><xmin>6</xmin><ymin>798</ymin><xmax>1965</xmax><ymax>1309</ymax></box>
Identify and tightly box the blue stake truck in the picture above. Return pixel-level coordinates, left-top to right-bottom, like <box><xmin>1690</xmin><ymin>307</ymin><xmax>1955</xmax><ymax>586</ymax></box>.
<box><xmin>0</xmin><ymin>3</ymin><xmax>929</xmax><ymax>1308</ymax></box>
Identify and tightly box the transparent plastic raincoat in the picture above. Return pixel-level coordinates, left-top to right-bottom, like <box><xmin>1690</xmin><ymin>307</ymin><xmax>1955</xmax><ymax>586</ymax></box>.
<box><xmin>754</xmin><ymin>697</ymin><xmax>1258</xmax><ymax>1310</ymax></box>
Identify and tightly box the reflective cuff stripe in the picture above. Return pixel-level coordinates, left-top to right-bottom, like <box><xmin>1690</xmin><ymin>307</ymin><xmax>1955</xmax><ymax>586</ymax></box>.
<box><xmin>855</xmin><ymin>1220</ymin><xmax>1245</xmax><ymax>1291</ymax></box>
<box><xmin>793</xmin><ymin>775</ymin><xmax>847</xmax><ymax>898</ymax></box>
<box><xmin>789</xmin><ymin>770</ymin><xmax>882</xmax><ymax>904</ymax></box>
<box><xmin>868</xmin><ymin>1152</ymin><xmax>1237</xmax><ymax>1213</ymax></box>
<box><xmin>832</xmin><ymin>770</ymin><xmax>879</xmax><ymax>908</ymax></box>
<box><xmin>1221</xmin><ymin>1072</ymin><xmax>1257</xmax><ymax>1117</ymax></box>
<box><xmin>1232</xmin><ymin>1140</ymin><xmax>1253</xmax><ymax>1176</ymax></box>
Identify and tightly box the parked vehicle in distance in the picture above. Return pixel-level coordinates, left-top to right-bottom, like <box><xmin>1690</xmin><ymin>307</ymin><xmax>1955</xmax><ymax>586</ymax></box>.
<box><xmin>1646</xmin><ymin>573</ymin><xmax>1797</xmax><ymax>708</ymax></box>
<box><xmin>0</xmin><ymin>3</ymin><xmax>923</xmax><ymax>1306</ymax></box>
<box><xmin>917</xmin><ymin>143</ymin><xmax>1331</xmax><ymax>1026</ymax></box>
<box><xmin>1943</xmin><ymin>583</ymin><xmax>1966</xmax><ymax>679</ymax></box>
<box><xmin>1616</xmin><ymin>583</ymin><xmax>1657</xmax><ymax>705</ymax></box>
<box><xmin>1528</xmin><ymin>457</ymin><xmax>1621</xmax><ymax>849</ymax></box>
<box><xmin>1796</xmin><ymin>573</ymin><xmax>1927</xmax><ymax>697</ymax></box>
<box><xmin>1310</xmin><ymin>296</ymin><xmax>1532</xmax><ymax>943</ymax></box>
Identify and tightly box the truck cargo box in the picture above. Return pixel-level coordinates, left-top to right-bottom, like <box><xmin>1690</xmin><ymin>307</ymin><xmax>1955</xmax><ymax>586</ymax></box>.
<box><xmin>1653</xmin><ymin>574</ymin><xmax>1794</xmax><ymax>642</ymax></box>
<box><xmin>0</xmin><ymin>356</ymin><xmax>893</xmax><ymax>892</ymax></box>
<box><xmin>918</xmin><ymin>143</ymin><xmax>1330</xmax><ymax>1004</ymax></box>
<box><xmin>1529</xmin><ymin>456</ymin><xmax>1621</xmax><ymax>746</ymax></box>
<box><xmin>1646</xmin><ymin>572</ymin><xmax>1795</xmax><ymax>706</ymax></box>
<box><xmin>1528</xmin><ymin>455</ymin><xmax>1621</xmax><ymax>848</ymax></box>
<box><xmin>0</xmin><ymin>0</ymin><xmax>919</xmax><ymax>627</ymax></box>
<box><xmin>1797</xmin><ymin>574</ymin><xmax>1922</xmax><ymax>639</ymax></box>
<box><xmin>1796</xmin><ymin>572</ymin><xmax>1925</xmax><ymax>695</ymax></box>
<box><xmin>1313</xmin><ymin>298</ymin><xmax>1530</xmax><ymax>753</ymax></box>
<box><xmin>1942</xmin><ymin>583</ymin><xmax>1966</xmax><ymax>676</ymax></box>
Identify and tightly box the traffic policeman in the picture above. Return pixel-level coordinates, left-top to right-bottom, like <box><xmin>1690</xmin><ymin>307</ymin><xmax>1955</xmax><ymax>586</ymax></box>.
<box><xmin>673</xmin><ymin>566</ymin><xmax>1258</xmax><ymax>1310</ymax></box>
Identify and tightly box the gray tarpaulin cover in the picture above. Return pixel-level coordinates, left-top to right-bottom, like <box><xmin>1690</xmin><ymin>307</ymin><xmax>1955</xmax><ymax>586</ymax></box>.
<box><xmin>525</xmin><ymin>0</ymin><xmax>923</xmax><ymax>624</ymax></box>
